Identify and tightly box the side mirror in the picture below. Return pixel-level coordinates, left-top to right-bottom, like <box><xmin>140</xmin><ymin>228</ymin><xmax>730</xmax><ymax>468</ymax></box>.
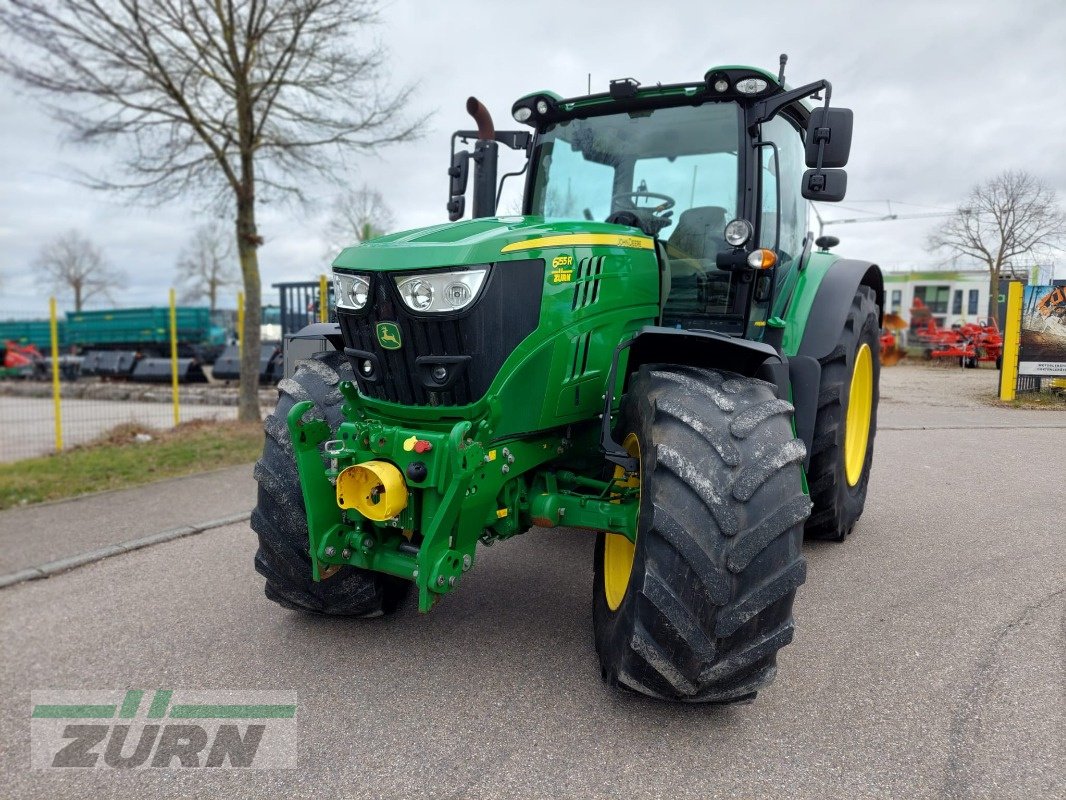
<box><xmin>805</xmin><ymin>107</ymin><xmax>853</xmax><ymax>168</ymax></box>
<box><xmin>448</xmin><ymin>150</ymin><xmax>469</xmax><ymax>197</ymax></box>
<box><xmin>447</xmin><ymin>195</ymin><xmax>466</xmax><ymax>222</ymax></box>
<box><xmin>447</xmin><ymin>150</ymin><xmax>469</xmax><ymax>220</ymax></box>
<box><xmin>801</xmin><ymin>168</ymin><xmax>848</xmax><ymax>202</ymax></box>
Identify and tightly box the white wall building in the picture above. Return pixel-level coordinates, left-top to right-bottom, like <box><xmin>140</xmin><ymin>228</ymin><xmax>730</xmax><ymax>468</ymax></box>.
<box><xmin>883</xmin><ymin>269</ymin><xmax>995</xmax><ymax>329</ymax></box>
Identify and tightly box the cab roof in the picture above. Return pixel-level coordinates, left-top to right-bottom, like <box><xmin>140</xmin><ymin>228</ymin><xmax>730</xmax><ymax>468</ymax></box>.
<box><xmin>512</xmin><ymin>65</ymin><xmax>813</xmax><ymax>129</ymax></box>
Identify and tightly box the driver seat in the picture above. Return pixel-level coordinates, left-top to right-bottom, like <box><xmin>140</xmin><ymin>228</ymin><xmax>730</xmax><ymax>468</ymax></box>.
<box><xmin>665</xmin><ymin>206</ymin><xmax>728</xmax><ymax>262</ymax></box>
<box><xmin>660</xmin><ymin>206</ymin><xmax>728</xmax><ymax>320</ymax></box>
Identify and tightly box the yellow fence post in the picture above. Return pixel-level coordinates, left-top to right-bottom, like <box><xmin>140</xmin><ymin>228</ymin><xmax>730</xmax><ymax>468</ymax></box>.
<box><xmin>169</xmin><ymin>288</ymin><xmax>180</xmax><ymax>426</ymax></box>
<box><xmin>319</xmin><ymin>274</ymin><xmax>329</xmax><ymax>323</ymax></box>
<box><xmin>998</xmin><ymin>281</ymin><xmax>1023</xmax><ymax>401</ymax></box>
<box><xmin>49</xmin><ymin>296</ymin><xmax>63</xmax><ymax>452</ymax></box>
<box><xmin>237</xmin><ymin>291</ymin><xmax>244</xmax><ymax>356</ymax></box>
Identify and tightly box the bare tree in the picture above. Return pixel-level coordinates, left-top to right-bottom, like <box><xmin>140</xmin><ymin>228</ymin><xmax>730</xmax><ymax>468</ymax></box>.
<box><xmin>928</xmin><ymin>170</ymin><xmax>1066</xmax><ymax>317</ymax></box>
<box><xmin>324</xmin><ymin>185</ymin><xmax>395</xmax><ymax>255</ymax></box>
<box><xmin>35</xmin><ymin>230</ymin><xmax>124</xmax><ymax>311</ymax></box>
<box><xmin>0</xmin><ymin>1</ymin><xmax>424</xmax><ymax>421</ymax></box>
<box><xmin>175</xmin><ymin>223</ymin><xmax>238</xmax><ymax>311</ymax></box>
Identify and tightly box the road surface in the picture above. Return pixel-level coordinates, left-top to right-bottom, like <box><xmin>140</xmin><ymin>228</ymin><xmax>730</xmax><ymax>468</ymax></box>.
<box><xmin>0</xmin><ymin>365</ymin><xmax>1062</xmax><ymax>798</ymax></box>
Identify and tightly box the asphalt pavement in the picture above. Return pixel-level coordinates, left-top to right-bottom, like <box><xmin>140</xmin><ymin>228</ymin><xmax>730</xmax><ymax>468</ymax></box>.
<box><xmin>0</xmin><ymin>367</ymin><xmax>1063</xmax><ymax>799</ymax></box>
<box><xmin>0</xmin><ymin>463</ymin><xmax>255</xmax><ymax>575</ymax></box>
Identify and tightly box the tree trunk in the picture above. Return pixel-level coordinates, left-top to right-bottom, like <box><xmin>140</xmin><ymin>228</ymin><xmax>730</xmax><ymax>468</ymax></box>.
<box><xmin>236</xmin><ymin>191</ymin><xmax>262</xmax><ymax>423</ymax></box>
<box><xmin>74</xmin><ymin>283</ymin><xmax>82</xmax><ymax>313</ymax></box>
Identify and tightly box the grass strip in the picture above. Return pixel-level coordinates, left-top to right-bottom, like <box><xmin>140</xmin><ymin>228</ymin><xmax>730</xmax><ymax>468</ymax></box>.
<box><xmin>0</xmin><ymin>420</ymin><xmax>262</xmax><ymax>510</ymax></box>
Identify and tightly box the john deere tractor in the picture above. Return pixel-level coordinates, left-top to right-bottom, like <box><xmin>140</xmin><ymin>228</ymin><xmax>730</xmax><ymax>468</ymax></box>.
<box><xmin>252</xmin><ymin>59</ymin><xmax>882</xmax><ymax>703</ymax></box>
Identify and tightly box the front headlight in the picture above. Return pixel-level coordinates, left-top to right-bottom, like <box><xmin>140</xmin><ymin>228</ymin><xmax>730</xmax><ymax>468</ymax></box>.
<box><xmin>333</xmin><ymin>272</ymin><xmax>370</xmax><ymax>310</ymax></box>
<box><xmin>395</xmin><ymin>268</ymin><xmax>488</xmax><ymax>313</ymax></box>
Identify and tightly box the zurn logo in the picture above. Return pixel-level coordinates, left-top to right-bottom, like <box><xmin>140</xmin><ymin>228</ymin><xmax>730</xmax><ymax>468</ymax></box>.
<box><xmin>30</xmin><ymin>689</ymin><xmax>296</xmax><ymax>769</ymax></box>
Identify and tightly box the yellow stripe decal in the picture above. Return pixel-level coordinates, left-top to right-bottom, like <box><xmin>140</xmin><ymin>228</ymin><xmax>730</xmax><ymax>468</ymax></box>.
<box><xmin>500</xmin><ymin>233</ymin><xmax>654</xmax><ymax>253</ymax></box>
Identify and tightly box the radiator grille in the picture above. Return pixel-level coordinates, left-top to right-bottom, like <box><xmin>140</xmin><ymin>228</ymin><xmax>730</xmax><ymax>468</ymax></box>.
<box><xmin>337</xmin><ymin>259</ymin><xmax>543</xmax><ymax>406</ymax></box>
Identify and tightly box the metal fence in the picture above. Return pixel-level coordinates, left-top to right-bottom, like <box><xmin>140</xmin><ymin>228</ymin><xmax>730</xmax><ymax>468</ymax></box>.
<box><xmin>0</xmin><ymin>292</ymin><xmax>241</xmax><ymax>463</ymax></box>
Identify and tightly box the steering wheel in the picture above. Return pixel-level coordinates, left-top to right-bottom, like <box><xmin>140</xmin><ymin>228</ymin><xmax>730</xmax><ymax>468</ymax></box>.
<box><xmin>608</xmin><ymin>191</ymin><xmax>676</xmax><ymax>236</ymax></box>
<box><xmin>612</xmin><ymin>190</ymin><xmax>676</xmax><ymax>215</ymax></box>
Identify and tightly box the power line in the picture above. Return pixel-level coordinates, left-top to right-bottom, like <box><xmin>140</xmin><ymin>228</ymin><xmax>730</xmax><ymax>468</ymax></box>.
<box><xmin>839</xmin><ymin>199</ymin><xmax>956</xmax><ymax>212</ymax></box>
<box><xmin>810</xmin><ymin>203</ymin><xmax>955</xmax><ymax>236</ymax></box>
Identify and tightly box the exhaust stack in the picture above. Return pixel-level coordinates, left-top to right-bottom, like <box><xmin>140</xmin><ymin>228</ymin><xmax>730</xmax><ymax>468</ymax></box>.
<box><xmin>466</xmin><ymin>96</ymin><xmax>498</xmax><ymax>219</ymax></box>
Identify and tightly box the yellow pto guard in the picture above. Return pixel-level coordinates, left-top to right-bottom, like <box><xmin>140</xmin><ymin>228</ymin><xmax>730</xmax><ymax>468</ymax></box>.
<box><xmin>336</xmin><ymin>461</ymin><xmax>409</xmax><ymax>522</ymax></box>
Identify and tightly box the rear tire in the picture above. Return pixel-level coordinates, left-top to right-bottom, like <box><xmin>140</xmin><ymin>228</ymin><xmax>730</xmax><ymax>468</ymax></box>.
<box><xmin>804</xmin><ymin>287</ymin><xmax>880</xmax><ymax>541</ymax></box>
<box><xmin>252</xmin><ymin>350</ymin><xmax>410</xmax><ymax>616</ymax></box>
<box><xmin>593</xmin><ymin>366</ymin><xmax>811</xmax><ymax>702</ymax></box>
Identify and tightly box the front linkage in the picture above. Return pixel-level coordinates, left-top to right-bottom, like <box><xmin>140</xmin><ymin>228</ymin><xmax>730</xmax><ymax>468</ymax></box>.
<box><xmin>288</xmin><ymin>378</ymin><xmax>638</xmax><ymax>612</ymax></box>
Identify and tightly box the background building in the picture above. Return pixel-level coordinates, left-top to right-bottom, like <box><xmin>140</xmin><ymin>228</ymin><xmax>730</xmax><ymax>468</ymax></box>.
<box><xmin>881</xmin><ymin>269</ymin><xmax>1031</xmax><ymax>329</ymax></box>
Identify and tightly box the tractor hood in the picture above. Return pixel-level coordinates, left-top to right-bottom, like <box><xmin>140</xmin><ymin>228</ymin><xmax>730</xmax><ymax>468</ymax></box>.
<box><xmin>332</xmin><ymin>216</ymin><xmax>648</xmax><ymax>271</ymax></box>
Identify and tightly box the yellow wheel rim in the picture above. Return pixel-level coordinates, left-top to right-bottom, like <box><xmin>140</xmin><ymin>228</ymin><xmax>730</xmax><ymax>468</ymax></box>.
<box><xmin>604</xmin><ymin>433</ymin><xmax>640</xmax><ymax>611</ymax></box>
<box><xmin>844</xmin><ymin>342</ymin><xmax>873</xmax><ymax>487</ymax></box>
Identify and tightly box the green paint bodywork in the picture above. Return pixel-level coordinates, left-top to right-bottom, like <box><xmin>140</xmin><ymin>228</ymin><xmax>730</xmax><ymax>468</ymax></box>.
<box><xmin>289</xmin><ymin>67</ymin><xmax>854</xmax><ymax>612</ymax></box>
<box><xmin>332</xmin><ymin>217</ymin><xmax>661</xmax><ymax>434</ymax></box>
<box><xmin>776</xmin><ymin>251</ymin><xmax>840</xmax><ymax>355</ymax></box>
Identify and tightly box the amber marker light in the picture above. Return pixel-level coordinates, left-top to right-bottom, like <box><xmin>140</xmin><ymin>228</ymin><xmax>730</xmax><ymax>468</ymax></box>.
<box><xmin>747</xmin><ymin>249</ymin><xmax>778</xmax><ymax>269</ymax></box>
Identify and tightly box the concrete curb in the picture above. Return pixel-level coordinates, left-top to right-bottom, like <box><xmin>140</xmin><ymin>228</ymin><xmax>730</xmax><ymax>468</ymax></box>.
<box><xmin>0</xmin><ymin>511</ymin><xmax>250</xmax><ymax>590</ymax></box>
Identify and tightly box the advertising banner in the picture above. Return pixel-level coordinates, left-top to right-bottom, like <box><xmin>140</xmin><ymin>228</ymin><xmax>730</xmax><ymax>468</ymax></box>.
<box><xmin>1018</xmin><ymin>284</ymin><xmax>1066</xmax><ymax>376</ymax></box>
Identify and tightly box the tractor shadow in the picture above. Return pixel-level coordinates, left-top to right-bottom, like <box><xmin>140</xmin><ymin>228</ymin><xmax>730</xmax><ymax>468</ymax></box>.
<box><xmin>278</xmin><ymin>527</ymin><xmax>764</xmax><ymax>723</ymax></box>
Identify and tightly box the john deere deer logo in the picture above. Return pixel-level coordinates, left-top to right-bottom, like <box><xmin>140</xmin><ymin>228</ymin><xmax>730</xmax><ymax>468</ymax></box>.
<box><xmin>376</xmin><ymin>322</ymin><xmax>402</xmax><ymax>350</ymax></box>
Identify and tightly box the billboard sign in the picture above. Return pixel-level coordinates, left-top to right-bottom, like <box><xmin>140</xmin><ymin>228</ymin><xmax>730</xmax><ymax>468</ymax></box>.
<box><xmin>1018</xmin><ymin>284</ymin><xmax>1066</xmax><ymax>376</ymax></box>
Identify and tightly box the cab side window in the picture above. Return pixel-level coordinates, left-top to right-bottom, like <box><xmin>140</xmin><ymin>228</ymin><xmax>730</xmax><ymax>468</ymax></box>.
<box><xmin>759</xmin><ymin>115</ymin><xmax>806</xmax><ymax>263</ymax></box>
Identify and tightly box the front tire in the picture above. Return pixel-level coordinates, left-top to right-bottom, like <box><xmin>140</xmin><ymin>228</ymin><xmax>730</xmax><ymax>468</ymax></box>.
<box><xmin>593</xmin><ymin>366</ymin><xmax>811</xmax><ymax>702</ymax></box>
<box><xmin>252</xmin><ymin>350</ymin><xmax>410</xmax><ymax>616</ymax></box>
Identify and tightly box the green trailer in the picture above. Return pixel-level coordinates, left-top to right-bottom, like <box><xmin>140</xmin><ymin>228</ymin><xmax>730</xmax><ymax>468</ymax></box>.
<box><xmin>253</xmin><ymin>61</ymin><xmax>882</xmax><ymax>703</ymax></box>
<box><xmin>65</xmin><ymin>306</ymin><xmax>222</xmax><ymax>351</ymax></box>
<box><xmin>0</xmin><ymin>318</ymin><xmax>57</xmax><ymax>350</ymax></box>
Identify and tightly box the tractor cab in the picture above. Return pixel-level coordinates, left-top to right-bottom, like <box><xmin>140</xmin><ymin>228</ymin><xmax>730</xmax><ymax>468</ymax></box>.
<box><xmin>448</xmin><ymin>63</ymin><xmax>854</xmax><ymax>338</ymax></box>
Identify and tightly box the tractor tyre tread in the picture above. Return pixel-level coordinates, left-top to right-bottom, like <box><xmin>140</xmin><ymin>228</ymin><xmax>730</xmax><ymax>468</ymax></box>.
<box><xmin>594</xmin><ymin>366</ymin><xmax>811</xmax><ymax>703</ymax></box>
<box><xmin>804</xmin><ymin>286</ymin><xmax>880</xmax><ymax>541</ymax></box>
<box><xmin>252</xmin><ymin>349</ymin><xmax>410</xmax><ymax>617</ymax></box>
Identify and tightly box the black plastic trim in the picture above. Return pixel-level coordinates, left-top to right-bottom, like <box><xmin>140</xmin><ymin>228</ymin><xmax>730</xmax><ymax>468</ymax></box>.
<box><xmin>788</xmin><ymin>354</ymin><xmax>821</xmax><ymax>469</ymax></box>
<box><xmin>415</xmin><ymin>355</ymin><xmax>471</xmax><ymax>391</ymax></box>
<box><xmin>600</xmin><ymin>326</ymin><xmax>785</xmax><ymax>469</ymax></box>
<box><xmin>343</xmin><ymin>347</ymin><xmax>381</xmax><ymax>383</ymax></box>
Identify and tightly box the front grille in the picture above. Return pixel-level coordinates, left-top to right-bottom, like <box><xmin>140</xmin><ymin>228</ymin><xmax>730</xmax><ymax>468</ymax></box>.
<box><xmin>338</xmin><ymin>259</ymin><xmax>543</xmax><ymax>406</ymax></box>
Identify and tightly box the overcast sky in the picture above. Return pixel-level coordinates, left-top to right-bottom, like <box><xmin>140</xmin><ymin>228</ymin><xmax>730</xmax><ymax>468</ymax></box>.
<box><xmin>1</xmin><ymin>0</ymin><xmax>1064</xmax><ymax>316</ymax></box>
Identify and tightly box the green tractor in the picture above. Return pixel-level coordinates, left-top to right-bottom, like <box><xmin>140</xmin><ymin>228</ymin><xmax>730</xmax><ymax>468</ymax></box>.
<box><xmin>253</xmin><ymin>59</ymin><xmax>882</xmax><ymax>703</ymax></box>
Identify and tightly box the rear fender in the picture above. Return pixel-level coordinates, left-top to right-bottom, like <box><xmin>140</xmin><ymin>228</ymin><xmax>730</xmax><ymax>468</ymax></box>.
<box><xmin>796</xmin><ymin>260</ymin><xmax>883</xmax><ymax>361</ymax></box>
<box><xmin>786</xmin><ymin>259</ymin><xmax>882</xmax><ymax>468</ymax></box>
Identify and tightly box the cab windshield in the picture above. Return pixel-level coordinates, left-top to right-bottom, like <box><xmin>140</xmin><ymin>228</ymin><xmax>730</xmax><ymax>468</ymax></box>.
<box><xmin>528</xmin><ymin>103</ymin><xmax>744</xmax><ymax>324</ymax></box>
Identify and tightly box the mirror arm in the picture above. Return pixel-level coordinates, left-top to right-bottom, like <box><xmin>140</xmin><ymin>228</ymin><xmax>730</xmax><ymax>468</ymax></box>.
<box><xmin>749</xmin><ymin>79</ymin><xmax>832</xmax><ymax>129</ymax></box>
<box><xmin>453</xmin><ymin>130</ymin><xmax>531</xmax><ymax>151</ymax></box>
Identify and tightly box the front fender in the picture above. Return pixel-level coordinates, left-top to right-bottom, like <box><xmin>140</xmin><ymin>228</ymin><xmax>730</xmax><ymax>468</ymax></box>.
<box><xmin>599</xmin><ymin>326</ymin><xmax>785</xmax><ymax>470</ymax></box>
